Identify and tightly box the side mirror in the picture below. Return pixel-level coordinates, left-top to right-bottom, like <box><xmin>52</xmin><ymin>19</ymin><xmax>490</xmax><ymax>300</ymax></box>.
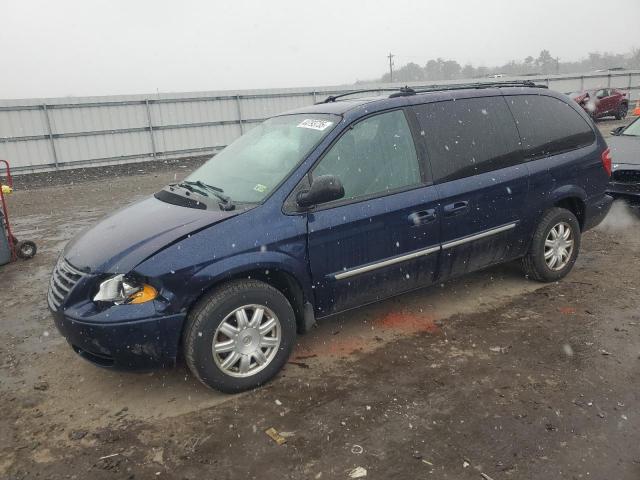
<box><xmin>296</xmin><ymin>175</ymin><xmax>344</xmax><ymax>208</ymax></box>
<box><xmin>611</xmin><ymin>126</ymin><xmax>625</xmax><ymax>136</ymax></box>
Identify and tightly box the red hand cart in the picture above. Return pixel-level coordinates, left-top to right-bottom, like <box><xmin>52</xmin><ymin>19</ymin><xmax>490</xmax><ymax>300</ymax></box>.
<box><xmin>0</xmin><ymin>160</ymin><xmax>37</xmax><ymax>264</ymax></box>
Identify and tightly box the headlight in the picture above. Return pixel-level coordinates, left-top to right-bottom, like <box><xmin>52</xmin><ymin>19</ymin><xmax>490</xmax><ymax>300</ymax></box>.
<box><xmin>93</xmin><ymin>274</ymin><xmax>158</xmax><ymax>305</ymax></box>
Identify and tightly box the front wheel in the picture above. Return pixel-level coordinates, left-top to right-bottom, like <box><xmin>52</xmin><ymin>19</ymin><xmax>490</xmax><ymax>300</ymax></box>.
<box><xmin>522</xmin><ymin>208</ymin><xmax>581</xmax><ymax>282</ymax></box>
<box><xmin>183</xmin><ymin>280</ymin><xmax>296</xmax><ymax>393</ymax></box>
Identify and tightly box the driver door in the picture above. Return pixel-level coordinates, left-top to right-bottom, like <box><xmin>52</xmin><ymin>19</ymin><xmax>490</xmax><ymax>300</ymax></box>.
<box><xmin>305</xmin><ymin>109</ymin><xmax>441</xmax><ymax>317</ymax></box>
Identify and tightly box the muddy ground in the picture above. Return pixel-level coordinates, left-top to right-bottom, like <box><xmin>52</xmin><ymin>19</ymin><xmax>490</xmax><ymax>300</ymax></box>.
<box><xmin>0</xmin><ymin>117</ymin><xmax>639</xmax><ymax>479</ymax></box>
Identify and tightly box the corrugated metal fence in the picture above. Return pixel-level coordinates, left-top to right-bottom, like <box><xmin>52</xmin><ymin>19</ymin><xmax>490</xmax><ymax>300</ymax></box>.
<box><xmin>1</xmin><ymin>71</ymin><xmax>639</xmax><ymax>174</ymax></box>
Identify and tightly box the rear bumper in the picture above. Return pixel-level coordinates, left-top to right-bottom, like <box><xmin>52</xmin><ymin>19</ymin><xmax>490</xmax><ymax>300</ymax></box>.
<box><xmin>606</xmin><ymin>183</ymin><xmax>640</xmax><ymax>205</ymax></box>
<box><xmin>583</xmin><ymin>194</ymin><xmax>614</xmax><ymax>231</ymax></box>
<box><xmin>51</xmin><ymin>309</ymin><xmax>185</xmax><ymax>370</ymax></box>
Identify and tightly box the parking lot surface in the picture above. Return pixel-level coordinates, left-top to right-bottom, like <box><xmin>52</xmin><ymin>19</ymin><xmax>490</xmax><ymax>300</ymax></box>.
<box><xmin>1</xmin><ymin>117</ymin><xmax>639</xmax><ymax>479</ymax></box>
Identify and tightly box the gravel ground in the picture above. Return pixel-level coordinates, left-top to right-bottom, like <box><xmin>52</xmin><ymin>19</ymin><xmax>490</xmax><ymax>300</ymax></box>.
<box><xmin>0</xmin><ymin>117</ymin><xmax>638</xmax><ymax>479</ymax></box>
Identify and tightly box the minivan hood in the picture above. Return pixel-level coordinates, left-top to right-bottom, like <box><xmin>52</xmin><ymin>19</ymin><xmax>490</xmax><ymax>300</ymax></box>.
<box><xmin>64</xmin><ymin>195</ymin><xmax>239</xmax><ymax>274</ymax></box>
<box><xmin>608</xmin><ymin>135</ymin><xmax>640</xmax><ymax>166</ymax></box>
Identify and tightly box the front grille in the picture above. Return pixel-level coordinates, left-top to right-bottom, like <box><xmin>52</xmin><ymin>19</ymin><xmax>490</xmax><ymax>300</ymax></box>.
<box><xmin>48</xmin><ymin>258</ymin><xmax>86</xmax><ymax>311</ymax></box>
<box><xmin>611</xmin><ymin>169</ymin><xmax>640</xmax><ymax>185</ymax></box>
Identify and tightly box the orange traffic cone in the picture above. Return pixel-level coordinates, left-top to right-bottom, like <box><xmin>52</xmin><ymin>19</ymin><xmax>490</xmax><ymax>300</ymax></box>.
<box><xmin>633</xmin><ymin>99</ymin><xmax>640</xmax><ymax>116</ymax></box>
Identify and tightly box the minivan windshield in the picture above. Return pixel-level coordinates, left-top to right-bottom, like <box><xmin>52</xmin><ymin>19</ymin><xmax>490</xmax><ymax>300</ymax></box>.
<box><xmin>184</xmin><ymin>113</ymin><xmax>340</xmax><ymax>203</ymax></box>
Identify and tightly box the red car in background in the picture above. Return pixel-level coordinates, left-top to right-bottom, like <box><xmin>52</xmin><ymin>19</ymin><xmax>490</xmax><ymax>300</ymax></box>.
<box><xmin>569</xmin><ymin>88</ymin><xmax>629</xmax><ymax>120</ymax></box>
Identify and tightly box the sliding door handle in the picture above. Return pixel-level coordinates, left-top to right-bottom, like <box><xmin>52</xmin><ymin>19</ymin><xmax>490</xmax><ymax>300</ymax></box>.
<box><xmin>443</xmin><ymin>200</ymin><xmax>469</xmax><ymax>217</ymax></box>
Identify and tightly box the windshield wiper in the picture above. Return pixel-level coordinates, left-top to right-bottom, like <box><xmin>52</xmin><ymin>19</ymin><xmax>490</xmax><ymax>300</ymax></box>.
<box><xmin>181</xmin><ymin>180</ymin><xmax>235</xmax><ymax>211</ymax></box>
<box><xmin>173</xmin><ymin>181</ymin><xmax>208</xmax><ymax>197</ymax></box>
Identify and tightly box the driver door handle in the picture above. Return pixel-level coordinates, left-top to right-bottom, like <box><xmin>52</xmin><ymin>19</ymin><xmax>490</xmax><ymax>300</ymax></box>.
<box><xmin>408</xmin><ymin>209</ymin><xmax>436</xmax><ymax>226</ymax></box>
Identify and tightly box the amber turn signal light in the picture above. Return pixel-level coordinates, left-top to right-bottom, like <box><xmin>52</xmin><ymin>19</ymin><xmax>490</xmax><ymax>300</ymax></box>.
<box><xmin>128</xmin><ymin>284</ymin><xmax>158</xmax><ymax>304</ymax></box>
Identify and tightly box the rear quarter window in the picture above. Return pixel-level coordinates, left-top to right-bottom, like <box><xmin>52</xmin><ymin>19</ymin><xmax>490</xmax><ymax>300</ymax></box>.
<box><xmin>413</xmin><ymin>96</ymin><xmax>522</xmax><ymax>183</ymax></box>
<box><xmin>505</xmin><ymin>94</ymin><xmax>595</xmax><ymax>160</ymax></box>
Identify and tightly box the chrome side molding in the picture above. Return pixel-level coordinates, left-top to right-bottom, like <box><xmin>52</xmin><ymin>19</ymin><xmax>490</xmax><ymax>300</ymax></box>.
<box><xmin>441</xmin><ymin>222</ymin><xmax>517</xmax><ymax>250</ymax></box>
<box><xmin>334</xmin><ymin>221</ymin><xmax>518</xmax><ymax>280</ymax></box>
<box><xmin>334</xmin><ymin>245</ymin><xmax>440</xmax><ymax>280</ymax></box>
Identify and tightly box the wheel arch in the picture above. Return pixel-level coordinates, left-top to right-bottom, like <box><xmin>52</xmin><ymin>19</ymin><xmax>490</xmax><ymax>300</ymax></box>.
<box><xmin>227</xmin><ymin>267</ymin><xmax>309</xmax><ymax>334</ymax></box>
<box><xmin>548</xmin><ymin>186</ymin><xmax>587</xmax><ymax>230</ymax></box>
<box><xmin>554</xmin><ymin>196</ymin><xmax>586</xmax><ymax>230</ymax></box>
<box><xmin>184</xmin><ymin>255</ymin><xmax>315</xmax><ymax>340</ymax></box>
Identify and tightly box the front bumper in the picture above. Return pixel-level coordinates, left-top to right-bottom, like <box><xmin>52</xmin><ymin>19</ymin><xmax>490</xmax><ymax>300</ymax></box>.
<box><xmin>51</xmin><ymin>308</ymin><xmax>186</xmax><ymax>370</ymax></box>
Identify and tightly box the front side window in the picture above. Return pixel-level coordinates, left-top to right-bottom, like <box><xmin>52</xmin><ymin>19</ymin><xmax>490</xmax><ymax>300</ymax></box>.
<box><xmin>185</xmin><ymin>114</ymin><xmax>339</xmax><ymax>203</ymax></box>
<box><xmin>313</xmin><ymin>110</ymin><xmax>421</xmax><ymax>201</ymax></box>
<box><xmin>506</xmin><ymin>94</ymin><xmax>595</xmax><ymax>159</ymax></box>
<box><xmin>413</xmin><ymin>97</ymin><xmax>522</xmax><ymax>183</ymax></box>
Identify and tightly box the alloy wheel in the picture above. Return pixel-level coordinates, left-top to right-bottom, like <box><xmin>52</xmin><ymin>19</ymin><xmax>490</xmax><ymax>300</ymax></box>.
<box><xmin>544</xmin><ymin>222</ymin><xmax>574</xmax><ymax>271</ymax></box>
<box><xmin>212</xmin><ymin>304</ymin><xmax>281</xmax><ymax>378</ymax></box>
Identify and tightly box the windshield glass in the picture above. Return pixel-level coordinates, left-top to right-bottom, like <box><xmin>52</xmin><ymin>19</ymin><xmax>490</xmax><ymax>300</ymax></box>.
<box><xmin>621</xmin><ymin>118</ymin><xmax>640</xmax><ymax>136</ymax></box>
<box><xmin>184</xmin><ymin>113</ymin><xmax>340</xmax><ymax>203</ymax></box>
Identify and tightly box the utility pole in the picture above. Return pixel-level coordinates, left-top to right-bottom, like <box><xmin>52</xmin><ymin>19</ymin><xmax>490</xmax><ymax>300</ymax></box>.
<box><xmin>387</xmin><ymin>52</ymin><xmax>395</xmax><ymax>83</ymax></box>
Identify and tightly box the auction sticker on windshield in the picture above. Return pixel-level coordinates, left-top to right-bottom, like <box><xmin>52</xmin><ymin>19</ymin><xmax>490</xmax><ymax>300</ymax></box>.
<box><xmin>297</xmin><ymin>119</ymin><xmax>333</xmax><ymax>131</ymax></box>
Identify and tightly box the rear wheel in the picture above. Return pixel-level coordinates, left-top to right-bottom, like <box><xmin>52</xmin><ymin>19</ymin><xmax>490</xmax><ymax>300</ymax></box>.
<box><xmin>615</xmin><ymin>103</ymin><xmax>628</xmax><ymax>120</ymax></box>
<box><xmin>183</xmin><ymin>279</ymin><xmax>296</xmax><ymax>393</ymax></box>
<box><xmin>522</xmin><ymin>208</ymin><xmax>581</xmax><ymax>282</ymax></box>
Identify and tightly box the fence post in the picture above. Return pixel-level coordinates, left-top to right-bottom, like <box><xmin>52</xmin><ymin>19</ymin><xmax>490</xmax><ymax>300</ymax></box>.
<box><xmin>236</xmin><ymin>95</ymin><xmax>244</xmax><ymax>134</ymax></box>
<box><xmin>144</xmin><ymin>100</ymin><xmax>157</xmax><ymax>158</ymax></box>
<box><xmin>42</xmin><ymin>104</ymin><xmax>59</xmax><ymax>170</ymax></box>
<box><xmin>607</xmin><ymin>74</ymin><xmax>611</xmax><ymax>88</ymax></box>
<box><xmin>580</xmin><ymin>75</ymin><xmax>584</xmax><ymax>91</ymax></box>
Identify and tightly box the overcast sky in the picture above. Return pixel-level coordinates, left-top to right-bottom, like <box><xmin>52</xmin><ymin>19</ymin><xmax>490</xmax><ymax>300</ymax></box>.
<box><xmin>1</xmin><ymin>0</ymin><xmax>638</xmax><ymax>99</ymax></box>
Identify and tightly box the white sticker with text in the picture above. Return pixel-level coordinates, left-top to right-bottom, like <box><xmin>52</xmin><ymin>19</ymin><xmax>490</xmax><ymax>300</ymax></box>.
<box><xmin>297</xmin><ymin>119</ymin><xmax>333</xmax><ymax>131</ymax></box>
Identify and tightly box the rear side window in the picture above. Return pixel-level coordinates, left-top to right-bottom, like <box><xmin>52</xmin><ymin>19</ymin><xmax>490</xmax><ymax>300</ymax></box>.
<box><xmin>505</xmin><ymin>94</ymin><xmax>595</xmax><ymax>160</ymax></box>
<box><xmin>413</xmin><ymin>97</ymin><xmax>522</xmax><ymax>183</ymax></box>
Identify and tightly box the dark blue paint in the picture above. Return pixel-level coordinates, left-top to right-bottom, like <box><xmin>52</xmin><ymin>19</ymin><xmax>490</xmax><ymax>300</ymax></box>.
<box><xmin>50</xmin><ymin>88</ymin><xmax>613</xmax><ymax>371</ymax></box>
<box><xmin>64</xmin><ymin>195</ymin><xmax>238</xmax><ymax>274</ymax></box>
<box><xmin>308</xmin><ymin>185</ymin><xmax>440</xmax><ymax>315</ymax></box>
<box><xmin>436</xmin><ymin>164</ymin><xmax>529</xmax><ymax>278</ymax></box>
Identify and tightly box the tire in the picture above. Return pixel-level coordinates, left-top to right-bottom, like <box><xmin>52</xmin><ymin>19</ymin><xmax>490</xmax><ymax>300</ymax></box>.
<box><xmin>183</xmin><ymin>279</ymin><xmax>296</xmax><ymax>393</ymax></box>
<box><xmin>16</xmin><ymin>240</ymin><xmax>37</xmax><ymax>259</ymax></box>
<box><xmin>522</xmin><ymin>208</ymin><xmax>581</xmax><ymax>283</ymax></box>
<box><xmin>615</xmin><ymin>103</ymin><xmax>628</xmax><ymax>120</ymax></box>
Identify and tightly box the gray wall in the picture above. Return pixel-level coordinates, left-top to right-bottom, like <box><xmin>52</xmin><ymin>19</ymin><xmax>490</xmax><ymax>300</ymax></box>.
<box><xmin>1</xmin><ymin>71</ymin><xmax>639</xmax><ymax>174</ymax></box>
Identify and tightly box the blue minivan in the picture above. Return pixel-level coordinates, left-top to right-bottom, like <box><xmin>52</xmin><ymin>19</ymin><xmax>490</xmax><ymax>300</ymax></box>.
<box><xmin>49</xmin><ymin>82</ymin><xmax>613</xmax><ymax>392</ymax></box>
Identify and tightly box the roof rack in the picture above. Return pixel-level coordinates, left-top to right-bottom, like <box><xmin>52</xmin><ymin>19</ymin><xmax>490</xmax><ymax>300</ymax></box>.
<box><xmin>320</xmin><ymin>80</ymin><xmax>547</xmax><ymax>103</ymax></box>
<box><xmin>389</xmin><ymin>86</ymin><xmax>417</xmax><ymax>98</ymax></box>
<box><xmin>406</xmin><ymin>80</ymin><xmax>547</xmax><ymax>95</ymax></box>
<box><xmin>321</xmin><ymin>88</ymin><xmax>403</xmax><ymax>103</ymax></box>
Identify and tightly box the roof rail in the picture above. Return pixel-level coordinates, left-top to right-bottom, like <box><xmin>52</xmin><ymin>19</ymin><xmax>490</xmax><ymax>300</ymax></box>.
<box><xmin>321</xmin><ymin>88</ymin><xmax>403</xmax><ymax>103</ymax></box>
<box><xmin>321</xmin><ymin>80</ymin><xmax>547</xmax><ymax>104</ymax></box>
<box><xmin>408</xmin><ymin>80</ymin><xmax>547</xmax><ymax>95</ymax></box>
<box><xmin>388</xmin><ymin>86</ymin><xmax>416</xmax><ymax>98</ymax></box>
